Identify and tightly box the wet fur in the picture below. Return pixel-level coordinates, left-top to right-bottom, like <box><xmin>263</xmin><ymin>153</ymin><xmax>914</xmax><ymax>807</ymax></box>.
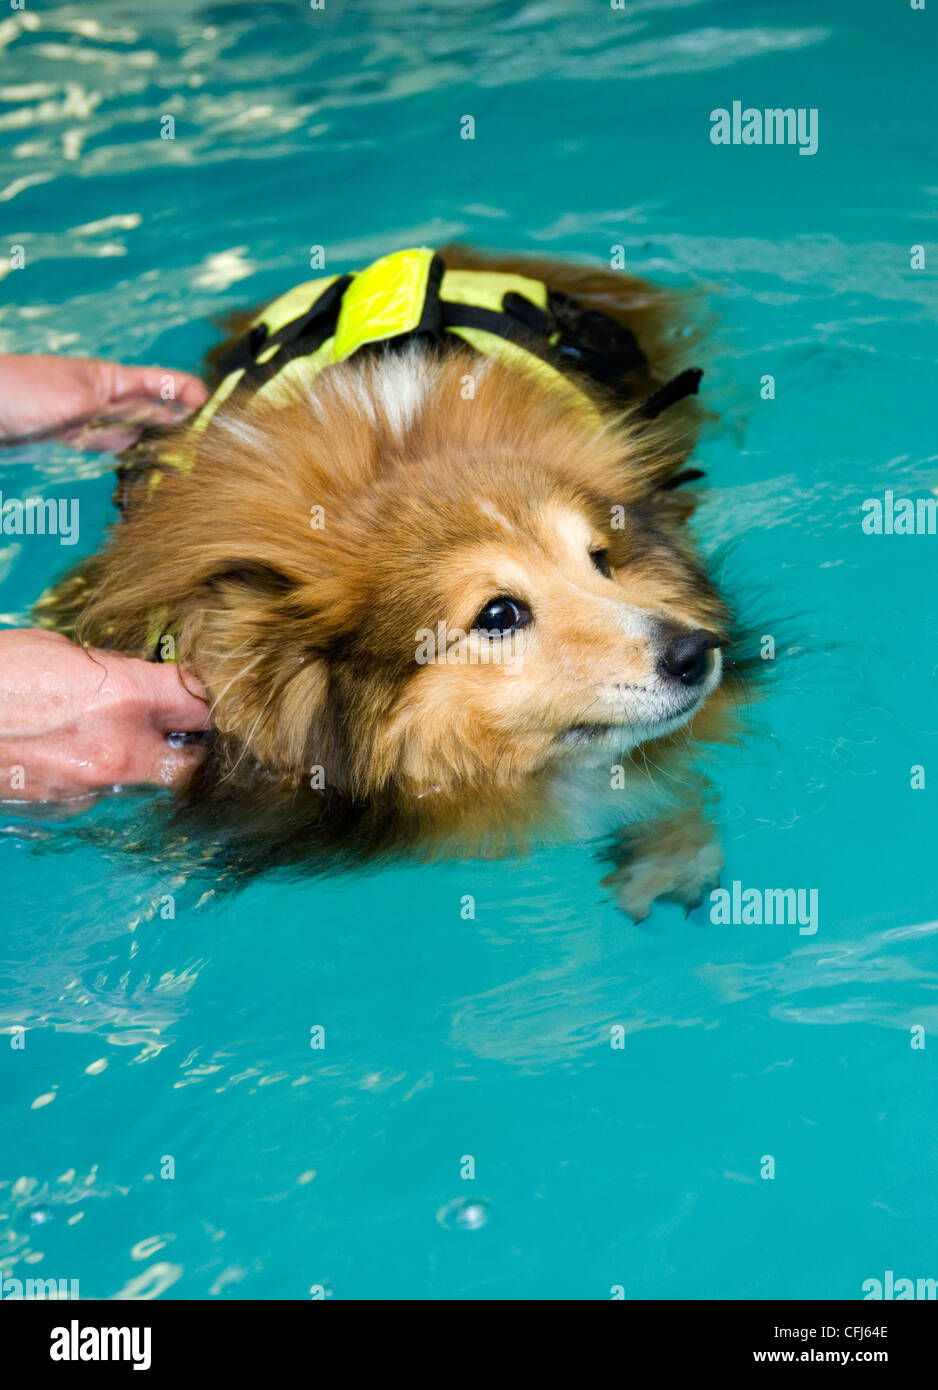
<box><xmin>38</xmin><ymin>246</ymin><xmax>748</xmax><ymax>898</ymax></box>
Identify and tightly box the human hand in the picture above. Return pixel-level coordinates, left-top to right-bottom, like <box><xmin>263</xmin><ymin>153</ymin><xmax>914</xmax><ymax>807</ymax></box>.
<box><xmin>0</xmin><ymin>628</ymin><xmax>211</xmax><ymax>803</ymax></box>
<box><xmin>0</xmin><ymin>354</ymin><xmax>207</xmax><ymax>452</ymax></box>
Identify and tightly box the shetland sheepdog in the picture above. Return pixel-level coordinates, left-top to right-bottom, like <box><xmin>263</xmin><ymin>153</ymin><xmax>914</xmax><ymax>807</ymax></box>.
<box><xmin>41</xmin><ymin>245</ymin><xmax>750</xmax><ymax>915</ymax></box>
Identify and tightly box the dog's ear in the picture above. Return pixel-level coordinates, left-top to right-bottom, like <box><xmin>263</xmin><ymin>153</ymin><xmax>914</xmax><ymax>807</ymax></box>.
<box><xmin>262</xmin><ymin>657</ymin><xmax>347</xmax><ymax>786</ymax></box>
<box><xmin>206</xmin><ymin>561</ymin><xmax>295</xmax><ymax>597</ymax></box>
<box><xmin>199</xmin><ymin>628</ymin><xmax>347</xmax><ymax>787</ymax></box>
<box><xmin>195</xmin><ymin>563</ymin><xmax>355</xmax><ymax>790</ymax></box>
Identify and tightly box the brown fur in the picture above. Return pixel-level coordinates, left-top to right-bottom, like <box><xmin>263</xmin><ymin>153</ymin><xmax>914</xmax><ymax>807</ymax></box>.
<box><xmin>37</xmin><ymin>247</ymin><xmax>747</xmax><ymax>894</ymax></box>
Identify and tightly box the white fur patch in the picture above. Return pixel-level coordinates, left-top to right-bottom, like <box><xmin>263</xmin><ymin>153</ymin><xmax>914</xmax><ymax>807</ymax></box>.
<box><xmin>212</xmin><ymin>412</ymin><xmax>266</xmax><ymax>448</ymax></box>
<box><xmin>368</xmin><ymin>350</ymin><xmax>431</xmax><ymax>437</ymax></box>
<box><xmin>550</xmin><ymin>748</ymin><xmax>676</xmax><ymax>840</ymax></box>
<box><xmin>314</xmin><ymin>347</ymin><xmax>432</xmax><ymax>439</ymax></box>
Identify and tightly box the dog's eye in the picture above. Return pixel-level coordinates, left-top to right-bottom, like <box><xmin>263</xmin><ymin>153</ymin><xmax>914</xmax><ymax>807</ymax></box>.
<box><xmin>473</xmin><ymin>597</ymin><xmax>531</xmax><ymax>635</ymax></box>
<box><xmin>590</xmin><ymin>548</ymin><xmax>612</xmax><ymax>577</ymax></box>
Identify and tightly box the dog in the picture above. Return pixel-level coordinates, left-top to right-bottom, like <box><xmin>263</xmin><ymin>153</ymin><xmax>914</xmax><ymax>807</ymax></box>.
<box><xmin>39</xmin><ymin>244</ymin><xmax>750</xmax><ymax>915</ymax></box>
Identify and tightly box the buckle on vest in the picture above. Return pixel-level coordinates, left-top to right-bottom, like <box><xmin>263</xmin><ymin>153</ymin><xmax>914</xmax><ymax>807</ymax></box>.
<box><xmin>545</xmin><ymin>289</ymin><xmax>648</xmax><ymax>383</ymax></box>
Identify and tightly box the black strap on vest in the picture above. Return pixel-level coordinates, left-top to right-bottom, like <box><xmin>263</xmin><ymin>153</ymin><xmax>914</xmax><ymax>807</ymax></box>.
<box><xmin>206</xmin><ymin>257</ymin><xmax>703</xmax><ymax>422</ymax></box>
<box><xmin>544</xmin><ymin>290</ymin><xmax>649</xmax><ymax>384</ymax></box>
<box><xmin>439</xmin><ymin>283</ymin><xmax>702</xmax><ymax>421</ymax></box>
<box><xmin>440</xmin><ymin>287</ymin><xmax>651</xmax><ymax>400</ymax></box>
<box><xmin>213</xmin><ymin>274</ymin><xmax>354</xmax><ymax>387</ymax></box>
<box><xmin>659</xmin><ymin>467</ymin><xmax>707</xmax><ymax>491</ymax></box>
<box><xmin>637</xmin><ymin>366</ymin><xmax>703</xmax><ymax>420</ymax></box>
<box><xmin>441</xmin><ymin>300</ymin><xmax>550</xmax><ymax>348</ymax></box>
<box><xmin>212</xmin><ymin>256</ymin><xmax>450</xmax><ymax>402</ymax></box>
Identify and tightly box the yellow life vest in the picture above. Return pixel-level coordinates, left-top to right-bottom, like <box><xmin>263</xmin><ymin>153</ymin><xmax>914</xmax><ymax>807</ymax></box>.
<box><xmin>192</xmin><ymin>245</ymin><xmax>602</xmax><ymax>438</ymax></box>
<box><xmin>138</xmin><ymin>246</ymin><xmax>692</xmax><ymax>479</ymax></box>
<box><xmin>130</xmin><ymin>246</ymin><xmax>704</xmax><ymax>495</ymax></box>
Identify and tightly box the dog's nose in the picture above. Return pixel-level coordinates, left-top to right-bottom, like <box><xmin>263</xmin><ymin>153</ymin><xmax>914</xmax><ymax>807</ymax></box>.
<box><xmin>658</xmin><ymin>629</ymin><xmax>720</xmax><ymax>686</ymax></box>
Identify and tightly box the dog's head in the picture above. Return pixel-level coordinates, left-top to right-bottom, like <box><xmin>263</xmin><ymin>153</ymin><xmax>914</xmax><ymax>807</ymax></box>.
<box><xmin>83</xmin><ymin>347</ymin><xmax>732</xmax><ymax>812</ymax></box>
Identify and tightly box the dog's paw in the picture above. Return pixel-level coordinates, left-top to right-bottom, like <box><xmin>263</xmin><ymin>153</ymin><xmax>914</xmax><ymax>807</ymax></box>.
<box><xmin>600</xmin><ymin>860</ymin><xmax>658</xmax><ymax>923</ymax></box>
<box><xmin>656</xmin><ymin>834</ymin><xmax>724</xmax><ymax>914</ymax></box>
<box><xmin>601</xmin><ymin>816</ymin><xmax>724</xmax><ymax>923</ymax></box>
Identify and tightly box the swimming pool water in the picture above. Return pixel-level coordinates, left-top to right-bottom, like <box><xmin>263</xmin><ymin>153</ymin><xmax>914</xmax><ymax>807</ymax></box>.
<box><xmin>1</xmin><ymin>0</ymin><xmax>936</xmax><ymax>1300</ymax></box>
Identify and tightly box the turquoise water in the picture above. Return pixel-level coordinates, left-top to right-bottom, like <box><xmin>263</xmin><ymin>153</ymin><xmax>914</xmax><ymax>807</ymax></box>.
<box><xmin>1</xmin><ymin>0</ymin><xmax>936</xmax><ymax>1300</ymax></box>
